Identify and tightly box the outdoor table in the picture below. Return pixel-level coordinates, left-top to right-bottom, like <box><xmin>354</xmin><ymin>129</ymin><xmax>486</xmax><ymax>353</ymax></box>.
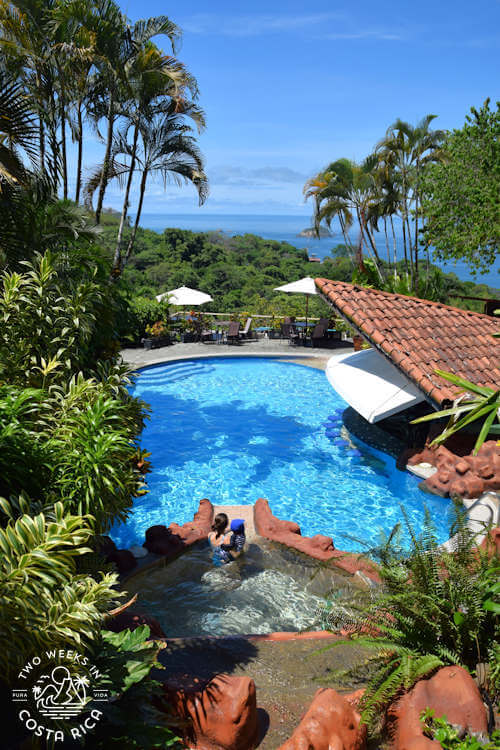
<box><xmin>292</xmin><ymin>321</ymin><xmax>314</xmax><ymax>344</ymax></box>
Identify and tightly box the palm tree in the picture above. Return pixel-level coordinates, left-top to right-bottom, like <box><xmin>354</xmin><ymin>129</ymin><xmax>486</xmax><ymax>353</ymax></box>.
<box><xmin>0</xmin><ymin>0</ymin><xmax>58</xmax><ymax>182</ymax></box>
<box><xmin>111</xmin><ymin>40</ymin><xmax>203</xmax><ymax>269</ymax></box>
<box><xmin>120</xmin><ymin>106</ymin><xmax>208</xmax><ymax>272</ymax></box>
<box><xmin>304</xmin><ymin>157</ymin><xmax>383</xmax><ymax>279</ymax></box>
<box><xmin>85</xmin><ymin>102</ymin><xmax>208</xmax><ymax>274</ymax></box>
<box><xmin>90</xmin><ymin>9</ymin><xmax>185</xmax><ymax>224</ymax></box>
<box><xmin>85</xmin><ymin>0</ymin><xmax>128</xmax><ymax>224</ymax></box>
<box><xmin>0</xmin><ymin>70</ymin><xmax>37</xmax><ymax>186</ymax></box>
<box><xmin>49</xmin><ymin>0</ymin><xmax>100</xmax><ymax>202</ymax></box>
<box><xmin>375</xmin><ymin>116</ymin><xmax>445</xmax><ymax>288</ymax></box>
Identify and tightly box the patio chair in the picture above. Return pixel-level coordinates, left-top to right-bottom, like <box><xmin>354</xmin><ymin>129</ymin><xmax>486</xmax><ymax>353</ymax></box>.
<box><xmin>226</xmin><ymin>321</ymin><xmax>241</xmax><ymax>345</ymax></box>
<box><xmin>201</xmin><ymin>327</ymin><xmax>216</xmax><ymax>343</ymax></box>
<box><xmin>281</xmin><ymin>322</ymin><xmax>300</xmax><ymax>346</ymax></box>
<box><xmin>308</xmin><ymin>320</ymin><xmax>329</xmax><ymax>347</ymax></box>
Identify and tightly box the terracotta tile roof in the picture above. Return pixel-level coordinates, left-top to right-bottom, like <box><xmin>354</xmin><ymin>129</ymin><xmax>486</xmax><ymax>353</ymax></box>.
<box><xmin>316</xmin><ymin>278</ymin><xmax>500</xmax><ymax>406</ymax></box>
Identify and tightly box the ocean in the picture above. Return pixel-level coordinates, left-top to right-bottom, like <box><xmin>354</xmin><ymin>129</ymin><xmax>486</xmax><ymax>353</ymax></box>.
<box><xmin>139</xmin><ymin>213</ymin><xmax>500</xmax><ymax>290</ymax></box>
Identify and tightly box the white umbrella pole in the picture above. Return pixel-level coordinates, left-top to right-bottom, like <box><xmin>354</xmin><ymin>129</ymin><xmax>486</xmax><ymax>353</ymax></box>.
<box><xmin>305</xmin><ymin>294</ymin><xmax>309</xmax><ymax>329</ymax></box>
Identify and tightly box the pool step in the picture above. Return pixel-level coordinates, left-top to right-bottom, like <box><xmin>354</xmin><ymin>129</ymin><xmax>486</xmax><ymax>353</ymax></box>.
<box><xmin>137</xmin><ymin>362</ymin><xmax>214</xmax><ymax>386</ymax></box>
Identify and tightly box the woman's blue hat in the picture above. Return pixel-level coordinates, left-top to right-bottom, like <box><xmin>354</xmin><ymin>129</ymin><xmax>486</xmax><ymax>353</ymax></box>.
<box><xmin>230</xmin><ymin>518</ymin><xmax>245</xmax><ymax>532</ymax></box>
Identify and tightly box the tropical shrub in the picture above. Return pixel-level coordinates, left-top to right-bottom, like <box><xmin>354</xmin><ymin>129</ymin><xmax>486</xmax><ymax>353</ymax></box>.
<box><xmin>0</xmin><ymin>495</ymin><xmax>121</xmax><ymax>685</ymax></box>
<box><xmin>317</xmin><ymin>508</ymin><xmax>499</xmax><ymax>730</ymax></box>
<box><xmin>0</xmin><ymin>252</ymin><xmax>104</xmax><ymax>386</ymax></box>
<box><xmin>87</xmin><ymin>626</ymin><xmax>181</xmax><ymax>748</ymax></box>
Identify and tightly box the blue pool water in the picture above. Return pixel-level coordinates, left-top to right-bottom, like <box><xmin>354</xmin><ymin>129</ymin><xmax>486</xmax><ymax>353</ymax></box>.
<box><xmin>110</xmin><ymin>357</ymin><xmax>451</xmax><ymax>552</ymax></box>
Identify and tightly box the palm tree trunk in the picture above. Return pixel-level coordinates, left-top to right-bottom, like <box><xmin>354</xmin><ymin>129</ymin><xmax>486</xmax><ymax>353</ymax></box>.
<box><xmin>122</xmin><ymin>167</ymin><xmax>148</xmax><ymax>272</ymax></box>
<box><xmin>95</xmin><ymin>91</ymin><xmax>115</xmax><ymax>224</ymax></box>
<box><xmin>75</xmin><ymin>102</ymin><xmax>83</xmax><ymax>203</ymax></box>
<box><xmin>48</xmin><ymin>86</ymin><xmax>59</xmax><ymax>191</ymax></box>
<box><xmin>363</xmin><ymin>214</ymin><xmax>383</xmax><ymax>265</ymax></box>
<box><xmin>338</xmin><ymin>214</ymin><xmax>355</xmax><ymax>263</ymax></box>
<box><xmin>383</xmin><ymin>217</ymin><xmax>391</xmax><ymax>266</ymax></box>
<box><xmin>113</xmin><ymin>123</ymin><xmax>139</xmax><ymax>272</ymax></box>
<box><xmin>36</xmin><ymin>69</ymin><xmax>46</xmax><ymax>175</ymax></box>
<box><xmin>405</xmin><ymin>211</ymin><xmax>414</xmax><ymax>289</ymax></box>
<box><xmin>414</xmin><ymin>160</ymin><xmax>420</xmax><ymax>283</ymax></box>
<box><xmin>390</xmin><ymin>216</ymin><xmax>398</xmax><ymax>280</ymax></box>
<box><xmin>60</xmin><ymin>84</ymin><xmax>68</xmax><ymax>200</ymax></box>
<box><xmin>39</xmin><ymin>116</ymin><xmax>45</xmax><ymax>175</ymax></box>
<box><xmin>363</xmin><ymin>226</ymin><xmax>384</xmax><ymax>282</ymax></box>
<box><xmin>355</xmin><ymin>208</ymin><xmax>367</xmax><ymax>273</ymax></box>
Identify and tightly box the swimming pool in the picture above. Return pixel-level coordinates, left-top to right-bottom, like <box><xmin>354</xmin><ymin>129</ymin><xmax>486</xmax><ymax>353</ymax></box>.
<box><xmin>111</xmin><ymin>357</ymin><xmax>451</xmax><ymax>551</ymax></box>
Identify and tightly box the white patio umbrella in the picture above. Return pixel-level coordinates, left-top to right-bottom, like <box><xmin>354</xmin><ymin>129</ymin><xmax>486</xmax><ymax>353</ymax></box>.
<box><xmin>156</xmin><ymin>286</ymin><xmax>213</xmax><ymax>306</ymax></box>
<box><xmin>274</xmin><ymin>276</ymin><xmax>318</xmax><ymax>327</ymax></box>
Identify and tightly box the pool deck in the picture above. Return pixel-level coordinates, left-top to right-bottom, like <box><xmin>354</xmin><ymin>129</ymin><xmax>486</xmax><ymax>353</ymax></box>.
<box><xmin>120</xmin><ymin>337</ymin><xmax>354</xmax><ymax>371</ymax></box>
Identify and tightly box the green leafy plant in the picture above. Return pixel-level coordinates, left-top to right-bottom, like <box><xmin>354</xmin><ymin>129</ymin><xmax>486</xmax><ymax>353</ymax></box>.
<box><xmin>420</xmin><ymin>708</ymin><xmax>500</xmax><ymax>750</ymax></box>
<box><xmin>0</xmin><ymin>495</ymin><xmax>122</xmax><ymax>684</ymax></box>
<box><xmin>316</xmin><ymin>508</ymin><xmax>499</xmax><ymax>730</ymax></box>
<box><xmin>88</xmin><ymin>626</ymin><xmax>181</xmax><ymax>748</ymax></box>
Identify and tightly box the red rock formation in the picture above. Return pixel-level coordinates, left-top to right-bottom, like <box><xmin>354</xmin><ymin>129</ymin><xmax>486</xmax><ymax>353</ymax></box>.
<box><xmin>163</xmin><ymin>674</ymin><xmax>259</xmax><ymax>750</ymax></box>
<box><xmin>144</xmin><ymin>499</ymin><xmax>213</xmax><ymax>558</ymax></box>
<box><xmin>278</xmin><ymin>687</ymin><xmax>366</xmax><ymax>750</ymax></box>
<box><xmin>169</xmin><ymin>497</ymin><xmax>214</xmax><ymax>545</ymax></box>
<box><xmin>390</xmin><ymin>666</ymin><xmax>488</xmax><ymax>750</ymax></box>
<box><xmin>407</xmin><ymin>440</ymin><xmax>500</xmax><ymax>498</ymax></box>
<box><xmin>254</xmin><ymin>498</ymin><xmax>380</xmax><ymax>583</ymax></box>
<box><xmin>106</xmin><ymin>609</ymin><xmax>166</xmax><ymax>638</ymax></box>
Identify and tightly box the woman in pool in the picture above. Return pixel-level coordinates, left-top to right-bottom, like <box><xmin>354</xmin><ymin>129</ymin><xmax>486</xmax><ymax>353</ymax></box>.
<box><xmin>208</xmin><ymin>512</ymin><xmax>232</xmax><ymax>565</ymax></box>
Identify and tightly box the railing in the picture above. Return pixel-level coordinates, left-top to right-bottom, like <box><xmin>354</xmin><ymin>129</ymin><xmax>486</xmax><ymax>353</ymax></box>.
<box><xmin>192</xmin><ymin>311</ymin><xmax>346</xmax><ymax>325</ymax></box>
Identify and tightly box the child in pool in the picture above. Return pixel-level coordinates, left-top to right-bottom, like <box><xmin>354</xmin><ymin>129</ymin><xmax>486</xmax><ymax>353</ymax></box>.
<box><xmin>220</xmin><ymin>519</ymin><xmax>246</xmax><ymax>559</ymax></box>
<box><xmin>208</xmin><ymin>512</ymin><xmax>232</xmax><ymax>565</ymax></box>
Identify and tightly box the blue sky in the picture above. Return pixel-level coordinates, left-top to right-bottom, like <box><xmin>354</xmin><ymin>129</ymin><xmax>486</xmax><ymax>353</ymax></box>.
<box><xmin>79</xmin><ymin>0</ymin><xmax>499</xmax><ymax>215</ymax></box>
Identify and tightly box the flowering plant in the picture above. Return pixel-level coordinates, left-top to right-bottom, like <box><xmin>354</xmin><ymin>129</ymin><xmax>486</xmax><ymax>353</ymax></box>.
<box><xmin>145</xmin><ymin>321</ymin><xmax>168</xmax><ymax>338</ymax></box>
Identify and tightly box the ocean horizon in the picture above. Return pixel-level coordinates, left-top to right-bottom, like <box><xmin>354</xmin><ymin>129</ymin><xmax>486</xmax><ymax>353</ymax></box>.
<box><xmin>137</xmin><ymin>212</ymin><xmax>500</xmax><ymax>290</ymax></box>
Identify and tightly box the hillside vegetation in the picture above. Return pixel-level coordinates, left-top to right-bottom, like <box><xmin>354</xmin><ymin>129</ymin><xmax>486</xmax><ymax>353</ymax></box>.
<box><xmin>96</xmin><ymin>216</ymin><xmax>499</xmax><ymax>331</ymax></box>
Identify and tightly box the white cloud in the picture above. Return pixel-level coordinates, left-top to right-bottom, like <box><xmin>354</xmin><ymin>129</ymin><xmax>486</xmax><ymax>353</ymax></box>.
<box><xmin>180</xmin><ymin>12</ymin><xmax>403</xmax><ymax>42</ymax></box>
<box><xmin>322</xmin><ymin>30</ymin><xmax>403</xmax><ymax>41</ymax></box>
<box><xmin>180</xmin><ymin>12</ymin><xmax>345</xmax><ymax>36</ymax></box>
<box><xmin>209</xmin><ymin>165</ymin><xmax>308</xmax><ymax>186</ymax></box>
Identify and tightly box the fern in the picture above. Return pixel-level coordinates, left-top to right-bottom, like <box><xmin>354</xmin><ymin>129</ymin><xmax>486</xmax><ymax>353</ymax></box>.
<box><xmin>314</xmin><ymin>504</ymin><xmax>499</xmax><ymax>734</ymax></box>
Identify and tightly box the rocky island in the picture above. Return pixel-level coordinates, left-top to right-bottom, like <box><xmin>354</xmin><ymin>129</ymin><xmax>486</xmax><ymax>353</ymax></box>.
<box><xmin>298</xmin><ymin>226</ymin><xmax>332</xmax><ymax>238</ymax></box>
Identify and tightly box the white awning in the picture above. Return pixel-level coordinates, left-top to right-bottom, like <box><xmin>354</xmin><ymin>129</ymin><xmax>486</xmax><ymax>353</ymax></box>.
<box><xmin>325</xmin><ymin>348</ymin><xmax>425</xmax><ymax>423</ymax></box>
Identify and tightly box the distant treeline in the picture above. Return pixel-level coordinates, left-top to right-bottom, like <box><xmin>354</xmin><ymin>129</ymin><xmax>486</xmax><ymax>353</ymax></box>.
<box><xmin>94</xmin><ymin>216</ymin><xmax>499</xmax><ymax>339</ymax></box>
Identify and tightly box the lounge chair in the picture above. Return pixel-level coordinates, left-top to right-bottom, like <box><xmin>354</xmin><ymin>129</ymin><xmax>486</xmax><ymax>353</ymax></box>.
<box><xmin>226</xmin><ymin>321</ymin><xmax>241</xmax><ymax>345</ymax></box>
<box><xmin>240</xmin><ymin>317</ymin><xmax>253</xmax><ymax>340</ymax></box>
